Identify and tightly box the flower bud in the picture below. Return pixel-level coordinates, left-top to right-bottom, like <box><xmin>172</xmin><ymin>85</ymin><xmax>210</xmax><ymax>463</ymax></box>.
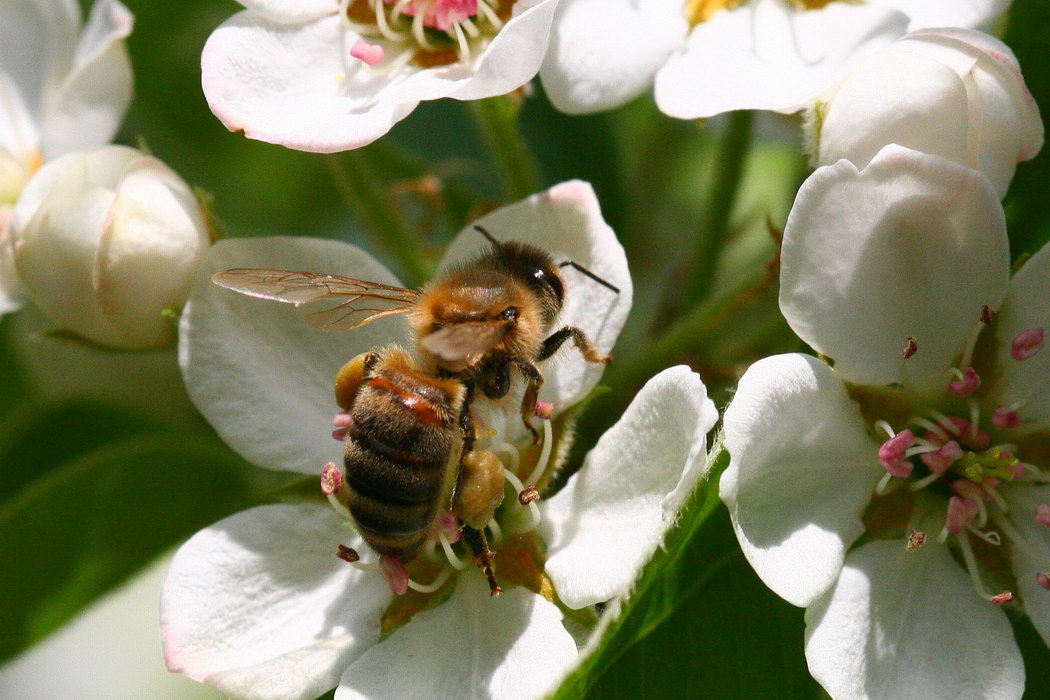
<box><xmin>9</xmin><ymin>145</ymin><xmax>209</xmax><ymax>349</ymax></box>
<box><xmin>810</xmin><ymin>28</ymin><xmax>1043</xmax><ymax>198</ymax></box>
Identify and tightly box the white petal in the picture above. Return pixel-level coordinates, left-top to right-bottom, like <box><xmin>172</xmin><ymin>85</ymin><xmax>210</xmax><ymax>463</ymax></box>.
<box><xmin>780</xmin><ymin>145</ymin><xmax>1009</xmax><ymax>393</ymax></box>
<box><xmin>0</xmin><ymin>556</ymin><xmax>217</xmax><ymax>699</ymax></box>
<box><xmin>541</xmin><ymin>366</ymin><xmax>716</xmax><ymax>609</ymax></box>
<box><xmin>178</xmin><ymin>236</ymin><xmax>407</xmax><ymax>474</ymax></box>
<box><xmin>805</xmin><ymin>540</ymin><xmax>1024</xmax><ymax>700</ymax></box>
<box><xmin>0</xmin><ymin>209</ymin><xmax>25</xmax><ymax>314</ymax></box>
<box><xmin>869</xmin><ymin>0</ymin><xmax>1009</xmax><ymax>31</ymax></box>
<box><xmin>201</xmin><ymin>12</ymin><xmax>417</xmax><ymax>152</ymax></box>
<box><xmin>721</xmin><ymin>354</ymin><xmax>881</xmax><ymax>607</ymax></box>
<box><xmin>236</xmin><ymin>0</ymin><xmax>338</xmax><ymax>23</ymax></box>
<box><xmin>539</xmin><ymin>0</ymin><xmax>687</xmax><ymax>114</ymax></box>
<box><xmin>1002</xmin><ymin>485</ymin><xmax>1050</xmax><ymax>648</ymax></box>
<box><xmin>655</xmin><ymin>0</ymin><xmax>908</xmax><ymax>118</ymax></box>
<box><xmin>40</xmin><ymin>0</ymin><xmax>133</xmax><ymax>160</ymax></box>
<box><xmin>161</xmin><ymin>502</ymin><xmax>391</xmax><ymax>700</ymax></box>
<box><xmin>997</xmin><ymin>236</ymin><xmax>1050</xmax><ymax>422</ymax></box>
<box><xmin>438</xmin><ymin>181</ymin><xmax>632</xmax><ymax>412</ymax></box>
<box><xmin>336</xmin><ymin>575</ymin><xmax>577</xmax><ymax>700</ymax></box>
<box><xmin>0</xmin><ymin>0</ymin><xmax>80</xmax><ymax>158</ymax></box>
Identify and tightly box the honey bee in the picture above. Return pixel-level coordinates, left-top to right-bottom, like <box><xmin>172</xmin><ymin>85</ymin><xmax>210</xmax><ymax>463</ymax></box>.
<box><xmin>212</xmin><ymin>227</ymin><xmax>620</xmax><ymax>593</ymax></box>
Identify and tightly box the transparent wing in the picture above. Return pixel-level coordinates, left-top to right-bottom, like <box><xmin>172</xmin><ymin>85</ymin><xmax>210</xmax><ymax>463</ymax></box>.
<box><xmin>212</xmin><ymin>268</ymin><xmax>421</xmax><ymax>332</ymax></box>
<box><xmin>420</xmin><ymin>321</ymin><xmax>511</xmax><ymax>362</ymax></box>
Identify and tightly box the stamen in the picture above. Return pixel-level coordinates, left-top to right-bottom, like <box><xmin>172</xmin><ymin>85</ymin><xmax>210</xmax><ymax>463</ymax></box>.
<box><xmin>477</xmin><ymin>0</ymin><xmax>503</xmax><ymax>28</ymax></box>
<box><xmin>990</xmin><ymin>512</ymin><xmax>1050</xmax><ymax>570</ymax></box>
<box><xmin>438</xmin><ymin>530</ymin><xmax>468</xmax><ymax>570</ymax></box>
<box><xmin>965</xmin><ymin>524</ymin><xmax>1001</xmax><ymax>545</ymax></box>
<box><xmin>487</xmin><ymin>517</ymin><xmax>503</xmax><ymax>547</ymax></box>
<box><xmin>491</xmin><ymin>442</ymin><xmax>520</xmax><ymax>472</ymax></box>
<box><xmin>380</xmin><ymin>554</ymin><xmax>409</xmax><ymax>595</ymax></box>
<box><xmin>959</xmin><ymin>319</ymin><xmax>986</xmax><ymax>371</ymax></box>
<box><xmin>523</xmin><ymin>414</ymin><xmax>553</xmax><ymax>486</ymax></box>
<box><xmin>948</xmin><ymin>367</ymin><xmax>981</xmax><ymax>397</ymax></box>
<box><xmin>1037</xmin><ymin>573</ymin><xmax>1050</xmax><ymax>591</ymax></box>
<box><xmin>412</xmin><ymin>10</ymin><xmax>438</xmax><ymax>50</ymax></box>
<box><xmin>337</xmin><ymin>544</ymin><xmax>361</xmax><ymax>563</ymax></box>
<box><xmin>993</xmin><ymin>406</ymin><xmax>1022</xmax><ymax>430</ymax></box>
<box><xmin>1036</xmin><ymin>503</ymin><xmax>1050</xmax><ymax>527</ymax></box>
<box><xmin>460</xmin><ymin>16</ymin><xmax>480</xmax><ymax>38</ymax></box>
<box><xmin>502</xmin><ymin>467</ymin><xmax>541</xmax><ymax>534</ymax></box>
<box><xmin>968</xmin><ymin>401</ymin><xmax>980</xmax><ymax>442</ymax></box>
<box><xmin>1011</xmin><ymin>328</ymin><xmax>1044</xmax><ymax>361</ymax></box>
<box><xmin>919</xmin><ymin>440</ymin><xmax>962</xmax><ymax>475</ymax></box>
<box><xmin>930</xmin><ymin>411</ymin><xmax>960</xmax><ymax>436</ymax></box>
<box><xmin>875</xmin><ymin>420</ymin><xmax>896</xmax><ymax>440</ymax></box>
<box><xmin>451</xmin><ymin>22</ymin><xmax>470</xmax><ymax>61</ymax></box>
<box><xmin>878</xmin><ymin>429</ymin><xmax>915</xmax><ymax>477</ymax></box>
<box><xmin>436</xmin><ymin>511</ymin><xmax>461</xmax><ymax>543</ymax></box>
<box><xmin>374</xmin><ymin>0</ymin><xmax>408</xmax><ymax>40</ymax></box>
<box><xmin>909</xmin><ymin>472</ymin><xmax>943</xmax><ymax>491</ymax></box>
<box><xmin>518</xmin><ymin>485</ymin><xmax>539</xmax><ymax>505</ymax></box>
<box><xmin>957</xmin><ymin>531</ymin><xmax>1011</xmax><ymax>604</ymax></box>
<box><xmin>906</xmin><ymin>529</ymin><xmax>927</xmax><ymax>550</ymax></box>
<box><xmin>983</xmin><ymin>485</ymin><xmax>1008</xmax><ymax>512</ymax></box>
<box><xmin>981</xmin><ymin>305</ymin><xmax>995</xmax><ymax>326</ymax></box>
<box><xmin>321</xmin><ymin>462</ymin><xmax>353</xmax><ymax>519</ymax></box>
<box><xmin>350</xmin><ymin>38</ymin><xmax>386</xmax><ymax>66</ymax></box>
<box><xmin>332</xmin><ymin>412</ymin><xmax>352</xmax><ymax>441</ymax></box>
<box><xmin>946</xmin><ymin>496</ymin><xmax>979</xmax><ymax>534</ymax></box>
<box><xmin>407</xmin><ymin>566</ymin><xmax>453</xmax><ymax>593</ymax></box>
<box><xmin>1022</xmin><ymin>463</ymin><xmax>1050</xmax><ymax>483</ymax></box>
<box><xmin>910</xmin><ymin>416</ymin><xmax>949</xmax><ymax>442</ymax></box>
<box><xmin>901</xmin><ymin>336</ymin><xmax>918</xmax><ymax>359</ymax></box>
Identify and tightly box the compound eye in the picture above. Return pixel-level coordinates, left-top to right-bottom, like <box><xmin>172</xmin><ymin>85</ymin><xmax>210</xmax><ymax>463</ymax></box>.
<box><xmin>498</xmin><ymin>306</ymin><xmax>518</xmax><ymax>321</ymax></box>
<box><xmin>531</xmin><ymin>266</ymin><xmax>564</xmax><ymax>303</ymax></box>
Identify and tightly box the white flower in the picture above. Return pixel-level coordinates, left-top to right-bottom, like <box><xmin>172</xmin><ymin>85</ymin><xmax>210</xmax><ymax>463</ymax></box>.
<box><xmin>721</xmin><ymin>145</ymin><xmax>1050</xmax><ymax>698</ymax></box>
<box><xmin>539</xmin><ymin>0</ymin><xmax>1007</xmax><ymax>118</ymax></box>
<box><xmin>811</xmin><ymin>28</ymin><xmax>1044</xmax><ymax>198</ymax></box>
<box><xmin>201</xmin><ymin>0</ymin><xmax>560</xmax><ymax>153</ymax></box>
<box><xmin>0</xmin><ymin>0</ymin><xmax>134</xmax><ymax>314</ymax></box>
<box><xmin>7</xmin><ymin>145</ymin><xmax>210</xmax><ymax>349</ymax></box>
<box><xmin>162</xmin><ymin>181</ymin><xmax>718</xmax><ymax>699</ymax></box>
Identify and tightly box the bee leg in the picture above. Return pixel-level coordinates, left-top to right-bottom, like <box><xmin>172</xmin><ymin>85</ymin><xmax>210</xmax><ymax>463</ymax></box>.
<box><xmin>461</xmin><ymin>525</ymin><xmax>502</xmax><ymax>596</ymax></box>
<box><xmin>458</xmin><ymin>381</ymin><xmax>477</xmax><ymax>453</ymax></box>
<box><xmin>538</xmin><ymin>326</ymin><xmax>611</xmax><ymax>364</ymax></box>
<box><xmin>508</xmin><ymin>356</ymin><xmax>544</xmax><ymax>443</ymax></box>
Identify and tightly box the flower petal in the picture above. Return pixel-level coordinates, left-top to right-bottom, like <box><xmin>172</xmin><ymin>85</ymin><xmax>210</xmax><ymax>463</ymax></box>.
<box><xmin>539</xmin><ymin>0</ymin><xmax>687</xmax><ymax>114</ymax></box>
<box><xmin>0</xmin><ymin>210</ymin><xmax>25</xmax><ymax>314</ymax></box>
<box><xmin>721</xmin><ymin>353</ymin><xmax>881</xmax><ymax>607</ymax></box>
<box><xmin>335</xmin><ymin>575</ymin><xmax>577</xmax><ymax>700</ymax></box>
<box><xmin>805</xmin><ymin>540</ymin><xmax>1024</xmax><ymax>699</ymax></box>
<box><xmin>994</xmin><ymin>238</ymin><xmax>1050</xmax><ymax>422</ymax></box>
<box><xmin>201</xmin><ymin>12</ymin><xmax>417</xmax><ymax>152</ymax></box>
<box><xmin>39</xmin><ymin>0</ymin><xmax>133</xmax><ymax>161</ymax></box>
<box><xmin>541</xmin><ymin>366</ymin><xmax>716</xmax><ymax>609</ymax></box>
<box><xmin>161</xmin><ymin>502</ymin><xmax>391</xmax><ymax>700</ymax></box>
<box><xmin>1003</xmin><ymin>484</ymin><xmax>1050</xmax><ymax>647</ymax></box>
<box><xmin>869</xmin><ymin>0</ymin><xmax>1009</xmax><ymax>31</ymax></box>
<box><xmin>655</xmin><ymin>0</ymin><xmax>908</xmax><ymax>118</ymax></box>
<box><xmin>178</xmin><ymin>236</ymin><xmax>407</xmax><ymax>474</ymax></box>
<box><xmin>438</xmin><ymin>181</ymin><xmax>632</xmax><ymax>413</ymax></box>
<box><xmin>236</xmin><ymin>0</ymin><xmax>338</xmax><ymax>23</ymax></box>
<box><xmin>780</xmin><ymin>145</ymin><xmax>1009</xmax><ymax>393</ymax></box>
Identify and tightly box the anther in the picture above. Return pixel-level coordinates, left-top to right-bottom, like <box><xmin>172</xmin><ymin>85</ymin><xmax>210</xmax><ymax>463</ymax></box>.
<box><xmin>878</xmin><ymin>429</ymin><xmax>915</xmax><ymax>477</ymax></box>
<box><xmin>534</xmin><ymin>400</ymin><xmax>553</xmax><ymax>420</ymax></box>
<box><xmin>350</xmin><ymin>38</ymin><xmax>385</xmax><ymax>66</ymax></box>
<box><xmin>337</xmin><ymin>544</ymin><xmax>360</xmax><ymax>563</ymax></box>
<box><xmin>946</xmin><ymin>496</ymin><xmax>979</xmax><ymax>534</ymax></box>
<box><xmin>321</xmin><ymin>462</ymin><xmax>352</xmax><ymax>518</ymax></box>
<box><xmin>380</xmin><ymin>554</ymin><xmax>409</xmax><ymax>596</ymax></box>
<box><xmin>981</xmin><ymin>305</ymin><xmax>995</xmax><ymax>325</ymax></box>
<box><xmin>993</xmin><ymin>406</ymin><xmax>1022</xmax><ymax>430</ymax></box>
<box><xmin>407</xmin><ymin>566</ymin><xmax>453</xmax><ymax>594</ymax></box>
<box><xmin>901</xmin><ymin>336</ymin><xmax>918</xmax><ymax>359</ymax></box>
<box><xmin>1037</xmin><ymin>573</ymin><xmax>1050</xmax><ymax>591</ymax></box>
<box><xmin>523</xmin><ymin>412</ymin><xmax>554</xmax><ymax>486</ymax></box>
<box><xmin>436</xmin><ymin>511</ymin><xmax>461</xmax><ymax>544</ymax></box>
<box><xmin>906</xmin><ymin>529</ymin><xmax>927</xmax><ymax>550</ymax></box>
<box><xmin>919</xmin><ymin>440</ymin><xmax>962</xmax><ymax>475</ymax></box>
<box><xmin>948</xmin><ymin>368</ymin><xmax>981</xmax><ymax>397</ymax></box>
<box><xmin>1011</xmin><ymin>328</ymin><xmax>1044</xmax><ymax>361</ymax></box>
<box><xmin>990</xmin><ymin>591</ymin><xmax>1014</xmax><ymax>605</ymax></box>
<box><xmin>519</xmin><ymin>485</ymin><xmax>539</xmax><ymax>505</ymax></box>
<box><xmin>1036</xmin><ymin>504</ymin><xmax>1050</xmax><ymax>528</ymax></box>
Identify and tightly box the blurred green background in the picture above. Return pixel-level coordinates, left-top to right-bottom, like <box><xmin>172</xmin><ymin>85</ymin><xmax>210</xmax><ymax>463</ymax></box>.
<box><xmin>1</xmin><ymin>0</ymin><xmax>1049</xmax><ymax>697</ymax></box>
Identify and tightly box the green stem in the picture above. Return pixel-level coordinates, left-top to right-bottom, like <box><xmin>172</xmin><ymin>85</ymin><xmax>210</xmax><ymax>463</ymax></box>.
<box><xmin>325</xmin><ymin>150</ymin><xmax>433</xmax><ymax>285</ymax></box>
<box><xmin>679</xmin><ymin>110</ymin><xmax>754</xmax><ymax>306</ymax></box>
<box><xmin>469</xmin><ymin>96</ymin><xmax>542</xmax><ymax>201</ymax></box>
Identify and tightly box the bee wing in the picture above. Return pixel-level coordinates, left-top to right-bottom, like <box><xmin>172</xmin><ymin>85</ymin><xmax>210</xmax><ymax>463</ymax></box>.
<box><xmin>420</xmin><ymin>321</ymin><xmax>512</xmax><ymax>362</ymax></box>
<box><xmin>212</xmin><ymin>268</ymin><xmax>421</xmax><ymax>332</ymax></box>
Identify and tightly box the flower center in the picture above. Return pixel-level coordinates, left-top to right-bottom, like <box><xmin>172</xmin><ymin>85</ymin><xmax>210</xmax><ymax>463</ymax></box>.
<box><xmin>866</xmin><ymin>310</ymin><xmax>1050</xmax><ymax>603</ymax></box>
<box><xmin>684</xmin><ymin>0</ymin><xmax>837</xmax><ymax>27</ymax></box>
<box><xmin>342</xmin><ymin>0</ymin><xmax>513</xmax><ymax>70</ymax></box>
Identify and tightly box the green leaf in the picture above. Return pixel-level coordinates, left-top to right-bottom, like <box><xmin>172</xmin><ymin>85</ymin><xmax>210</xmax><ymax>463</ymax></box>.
<box><xmin>0</xmin><ymin>433</ymin><xmax>262</xmax><ymax>663</ymax></box>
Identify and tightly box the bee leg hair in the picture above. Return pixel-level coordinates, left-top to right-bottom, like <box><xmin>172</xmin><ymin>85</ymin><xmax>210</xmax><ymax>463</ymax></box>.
<box><xmin>507</xmin><ymin>356</ymin><xmax>543</xmax><ymax>443</ymax></box>
<box><xmin>462</xmin><ymin>524</ymin><xmax>502</xmax><ymax>596</ymax></box>
<box><xmin>538</xmin><ymin>326</ymin><xmax>611</xmax><ymax>364</ymax></box>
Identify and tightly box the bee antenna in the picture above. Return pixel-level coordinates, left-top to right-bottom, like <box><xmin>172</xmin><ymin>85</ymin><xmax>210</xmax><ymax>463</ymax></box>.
<box><xmin>473</xmin><ymin>225</ymin><xmax>500</xmax><ymax>247</ymax></box>
<box><xmin>558</xmin><ymin>260</ymin><xmax>620</xmax><ymax>294</ymax></box>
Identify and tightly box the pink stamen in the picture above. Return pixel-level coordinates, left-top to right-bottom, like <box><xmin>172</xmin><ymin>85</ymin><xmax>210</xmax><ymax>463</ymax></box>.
<box><xmin>518</xmin><ymin>485</ymin><xmax>539</xmax><ymax>505</ymax></box>
<box><xmin>879</xmin><ymin>429</ymin><xmax>915</xmax><ymax>477</ymax></box>
<box><xmin>333</xmin><ymin>412</ymin><xmax>353</xmax><ymax>428</ymax></box>
<box><xmin>946</xmin><ymin>496</ymin><xmax>979</xmax><ymax>534</ymax></box>
<box><xmin>990</xmin><ymin>591</ymin><xmax>1014</xmax><ymax>605</ymax></box>
<box><xmin>1037</xmin><ymin>573</ymin><xmax>1050</xmax><ymax>591</ymax></box>
<box><xmin>946</xmin><ymin>417</ymin><xmax>989</xmax><ymax>450</ymax></box>
<box><xmin>534</xmin><ymin>400</ymin><xmax>553</xmax><ymax>420</ymax></box>
<box><xmin>337</xmin><ymin>544</ymin><xmax>360</xmax><ymax>563</ymax></box>
<box><xmin>981</xmin><ymin>305</ymin><xmax>995</xmax><ymax>325</ymax></box>
<box><xmin>919</xmin><ymin>440</ymin><xmax>962</xmax><ymax>475</ymax></box>
<box><xmin>1036</xmin><ymin>504</ymin><xmax>1050</xmax><ymax>528</ymax></box>
<box><xmin>901</xmin><ymin>336</ymin><xmax>918</xmax><ymax>359</ymax></box>
<box><xmin>437</xmin><ymin>511</ymin><xmax>461</xmax><ymax>543</ymax></box>
<box><xmin>992</xmin><ymin>406</ymin><xmax>1021</xmax><ymax>430</ymax></box>
<box><xmin>1011</xmin><ymin>328</ymin><xmax>1044</xmax><ymax>361</ymax></box>
<box><xmin>321</xmin><ymin>462</ymin><xmax>343</xmax><ymax>495</ymax></box>
<box><xmin>350</xmin><ymin>38</ymin><xmax>385</xmax><ymax>66</ymax></box>
<box><xmin>332</xmin><ymin>428</ymin><xmax>348</xmax><ymax>441</ymax></box>
<box><xmin>949</xmin><ymin>368</ymin><xmax>981</xmax><ymax>397</ymax></box>
<box><xmin>380</xmin><ymin>554</ymin><xmax>409</xmax><ymax>596</ymax></box>
<box><xmin>906</xmin><ymin>529</ymin><xmax>927</xmax><ymax>550</ymax></box>
<box><xmin>952</xmin><ymin>480</ymin><xmax>989</xmax><ymax>502</ymax></box>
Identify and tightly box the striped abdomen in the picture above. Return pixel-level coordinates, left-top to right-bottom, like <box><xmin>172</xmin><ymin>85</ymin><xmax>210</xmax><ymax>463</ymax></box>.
<box><xmin>344</xmin><ymin>369</ymin><xmax>462</xmax><ymax>560</ymax></box>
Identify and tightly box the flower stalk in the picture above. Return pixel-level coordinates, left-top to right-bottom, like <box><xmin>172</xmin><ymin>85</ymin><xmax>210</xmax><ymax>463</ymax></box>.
<box><xmin>469</xmin><ymin>95</ymin><xmax>542</xmax><ymax>202</ymax></box>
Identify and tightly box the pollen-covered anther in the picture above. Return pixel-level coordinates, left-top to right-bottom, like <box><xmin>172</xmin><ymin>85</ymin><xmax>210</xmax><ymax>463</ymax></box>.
<box><xmin>901</xmin><ymin>336</ymin><xmax>918</xmax><ymax>359</ymax></box>
<box><xmin>1011</xmin><ymin>328</ymin><xmax>1044</xmax><ymax>361</ymax></box>
<box><xmin>437</xmin><ymin>511</ymin><xmax>462</xmax><ymax>543</ymax></box>
<box><xmin>332</xmin><ymin>411</ymin><xmax>353</xmax><ymax>441</ymax></box>
<box><xmin>337</xmin><ymin>544</ymin><xmax>360</xmax><ymax>563</ymax></box>
<box><xmin>906</xmin><ymin>529</ymin><xmax>927</xmax><ymax>550</ymax></box>
<box><xmin>350</xmin><ymin>38</ymin><xmax>385</xmax><ymax>66</ymax></box>
<box><xmin>534</xmin><ymin>400</ymin><xmax>554</xmax><ymax>420</ymax></box>
<box><xmin>380</xmin><ymin>554</ymin><xmax>410</xmax><ymax>596</ymax></box>
<box><xmin>321</xmin><ymin>462</ymin><xmax>343</xmax><ymax>495</ymax></box>
<box><xmin>1037</xmin><ymin>573</ymin><xmax>1050</xmax><ymax>591</ymax></box>
<box><xmin>1036</xmin><ymin>504</ymin><xmax>1050</xmax><ymax>528</ymax></box>
<box><xmin>518</xmin><ymin>485</ymin><xmax>539</xmax><ymax>505</ymax></box>
<box><xmin>946</xmin><ymin>496</ymin><xmax>980</xmax><ymax>534</ymax></box>
<box><xmin>878</xmin><ymin>429</ymin><xmax>915</xmax><ymax>477</ymax></box>
<box><xmin>919</xmin><ymin>439</ymin><xmax>962</xmax><ymax>475</ymax></box>
<box><xmin>990</xmin><ymin>591</ymin><xmax>1014</xmax><ymax>605</ymax></box>
<box><xmin>993</xmin><ymin>406</ymin><xmax>1022</xmax><ymax>430</ymax></box>
<box><xmin>948</xmin><ymin>367</ymin><xmax>981</xmax><ymax>397</ymax></box>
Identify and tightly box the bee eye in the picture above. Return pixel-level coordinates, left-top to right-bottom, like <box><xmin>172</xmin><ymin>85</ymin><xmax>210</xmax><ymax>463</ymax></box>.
<box><xmin>498</xmin><ymin>307</ymin><xmax>518</xmax><ymax>321</ymax></box>
<box><xmin>531</xmin><ymin>267</ymin><xmax>564</xmax><ymax>304</ymax></box>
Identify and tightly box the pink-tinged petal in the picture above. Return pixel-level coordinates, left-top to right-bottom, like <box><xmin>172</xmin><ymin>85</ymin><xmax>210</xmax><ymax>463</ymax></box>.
<box><xmin>201</xmin><ymin>12</ymin><xmax>416</xmax><ymax>152</ymax></box>
<box><xmin>40</xmin><ymin>0</ymin><xmax>134</xmax><ymax>160</ymax></box>
<box><xmin>1003</xmin><ymin>485</ymin><xmax>1050</xmax><ymax>647</ymax></box>
<box><xmin>721</xmin><ymin>354</ymin><xmax>881</xmax><ymax>608</ymax></box>
<box><xmin>336</xmin><ymin>575</ymin><xmax>577</xmax><ymax>700</ymax></box>
<box><xmin>655</xmin><ymin>0</ymin><xmax>908</xmax><ymax>118</ymax></box>
<box><xmin>805</xmin><ymin>540</ymin><xmax>1023</xmax><ymax>699</ymax></box>
<box><xmin>161</xmin><ymin>503</ymin><xmax>391</xmax><ymax>700</ymax></box>
<box><xmin>780</xmin><ymin>145</ymin><xmax>1009</xmax><ymax>393</ymax></box>
<box><xmin>996</xmin><ymin>243</ymin><xmax>1050</xmax><ymax>423</ymax></box>
<box><xmin>869</xmin><ymin>0</ymin><xmax>1009</xmax><ymax>31</ymax></box>
<box><xmin>539</xmin><ymin>0</ymin><xmax>688</xmax><ymax>114</ymax></box>
<box><xmin>439</xmin><ymin>181</ymin><xmax>631</xmax><ymax>412</ymax></box>
<box><xmin>237</xmin><ymin>0</ymin><xmax>338</xmax><ymax>23</ymax></box>
<box><xmin>541</xmin><ymin>366</ymin><xmax>716</xmax><ymax>609</ymax></box>
<box><xmin>178</xmin><ymin>236</ymin><xmax>406</xmax><ymax>474</ymax></box>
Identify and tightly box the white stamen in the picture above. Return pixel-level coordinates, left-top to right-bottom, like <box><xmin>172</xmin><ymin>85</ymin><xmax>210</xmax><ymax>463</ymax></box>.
<box><xmin>930</xmin><ymin>410</ymin><xmax>960</xmax><ymax>436</ymax></box>
<box><xmin>374</xmin><ymin>0</ymin><xmax>408</xmax><ymax>41</ymax></box>
<box><xmin>503</xmin><ymin>467</ymin><xmax>541</xmax><ymax>534</ymax></box>
<box><xmin>412</xmin><ymin>10</ymin><xmax>437</xmax><ymax>50</ymax></box>
<box><xmin>452</xmin><ymin>22</ymin><xmax>470</xmax><ymax>60</ymax></box>
<box><xmin>905</xmin><ymin>445</ymin><xmax>939</xmax><ymax>457</ymax></box>
<box><xmin>1022</xmin><ymin>463</ymin><xmax>1050</xmax><ymax>482</ymax></box>
<box><xmin>875</xmin><ymin>472</ymin><xmax>898</xmax><ymax>496</ymax></box>
<box><xmin>937</xmin><ymin>527</ymin><xmax>950</xmax><ymax>543</ymax></box>
<box><xmin>975</xmin><ymin>497</ymin><xmax>988</xmax><ymax>528</ymax></box>
<box><xmin>524</xmin><ymin>417</ymin><xmax>553</xmax><ymax>487</ymax></box>
<box><xmin>875</xmin><ymin>420</ymin><xmax>896</xmax><ymax>440</ymax></box>
<box><xmin>349</xmin><ymin>559</ymin><xmax>379</xmax><ymax>572</ymax></box>
<box><xmin>910</xmin><ymin>472</ymin><xmax>942</xmax><ymax>491</ymax></box>
<box><xmin>948</xmin><ymin>367</ymin><xmax>966</xmax><ymax>383</ymax></box>
<box><xmin>969</xmin><ymin>400</ymin><xmax>981</xmax><ymax>441</ymax></box>
<box><xmin>477</xmin><ymin>0</ymin><xmax>503</xmax><ymax>28</ymax></box>
<box><xmin>957</xmin><ymin>531</ymin><xmax>1001</xmax><ymax>602</ymax></box>
<box><xmin>438</xmin><ymin>531</ymin><xmax>468</xmax><ymax>570</ymax></box>
<box><xmin>326</xmin><ymin>493</ymin><xmax>353</xmax><ymax>520</ymax></box>
<box><xmin>487</xmin><ymin>517</ymin><xmax>503</xmax><ymax>548</ymax></box>
<box><xmin>966</xmin><ymin>524</ymin><xmax>1001</xmax><ymax>546</ymax></box>
<box><xmin>407</xmin><ymin>565</ymin><xmax>453</xmax><ymax>593</ymax></box>
<box><xmin>959</xmin><ymin>319</ymin><xmax>985</xmax><ymax>371</ymax></box>
<box><xmin>910</xmin><ymin>416</ymin><xmax>949</xmax><ymax>441</ymax></box>
<box><xmin>991</xmin><ymin>512</ymin><xmax>1050</xmax><ymax>568</ymax></box>
<box><xmin>491</xmin><ymin>441</ymin><xmax>520</xmax><ymax>472</ymax></box>
<box><xmin>985</xmin><ymin>486</ymin><xmax>1008</xmax><ymax>513</ymax></box>
<box><xmin>460</xmin><ymin>17</ymin><xmax>480</xmax><ymax>38</ymax></box>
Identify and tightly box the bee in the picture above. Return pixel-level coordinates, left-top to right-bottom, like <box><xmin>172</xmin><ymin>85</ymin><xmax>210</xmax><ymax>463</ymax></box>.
<box><xmin>212</xmin><ymin>227</ymin><xmax>620</xmax><ymax>593</ymax></box>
